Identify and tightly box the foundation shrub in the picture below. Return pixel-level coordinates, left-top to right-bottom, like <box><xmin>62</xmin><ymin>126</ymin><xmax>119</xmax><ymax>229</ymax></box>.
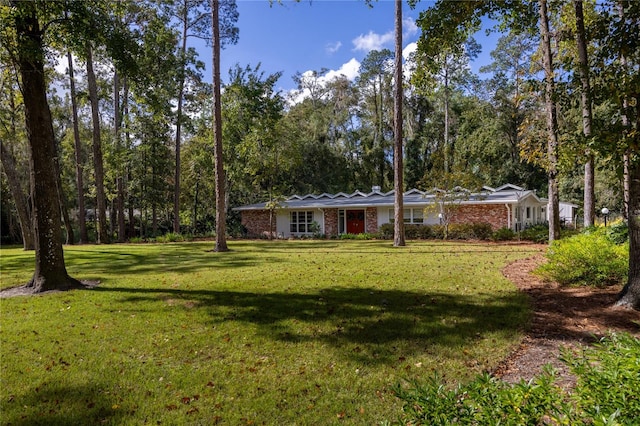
<box><xmin>492</xmin><ymin>227</ymin><xmax>515</xmax><ymax>241</ymax></box>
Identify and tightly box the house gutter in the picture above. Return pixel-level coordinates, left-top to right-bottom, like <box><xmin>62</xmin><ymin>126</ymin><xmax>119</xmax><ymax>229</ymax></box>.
<box><xmin>505</xmin><ymin>204</ymin><xmax>511</xmax><ymax>230</ymax></box>
<box><xmin>318</xmin><ymin>208</ymin><xmax>325</xmax><ymax>234</ymax></box>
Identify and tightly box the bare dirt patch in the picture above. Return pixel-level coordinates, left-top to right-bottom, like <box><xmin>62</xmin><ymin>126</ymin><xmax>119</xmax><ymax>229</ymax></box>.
<box><xmin>0</xmin><ymin>280</ymin><xmax>100</xmax><ymax>299</ymax></box>
<box><xmin>496</xmin><ymin>255</ymin><xmax>640</xmax><ymax>387</ymax></box>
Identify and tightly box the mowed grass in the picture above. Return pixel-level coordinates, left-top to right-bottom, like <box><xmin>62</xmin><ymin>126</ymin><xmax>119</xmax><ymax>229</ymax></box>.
<box><xmin>0</xmin><ymin>240</ymin><xmax>541</xmax><ymax>425</ymax></box>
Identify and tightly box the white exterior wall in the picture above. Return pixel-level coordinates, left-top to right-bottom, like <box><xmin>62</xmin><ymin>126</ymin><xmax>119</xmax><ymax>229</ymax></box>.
<box><xmin>276</xmin><ymin>210</ymin><xmax>321</xmax><ymax>238</ymax></box>
<box><xmin>376</xmin><ymin>206</ymin><xmax>441</xmax><ymax>227</ymax></box>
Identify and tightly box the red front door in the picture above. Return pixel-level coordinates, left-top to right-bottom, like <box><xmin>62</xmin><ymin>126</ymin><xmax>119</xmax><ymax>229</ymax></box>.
<box><xmin>346</xmin><ymin>210</ymin><xmax>365</xmax><ymax>234</ymax></box>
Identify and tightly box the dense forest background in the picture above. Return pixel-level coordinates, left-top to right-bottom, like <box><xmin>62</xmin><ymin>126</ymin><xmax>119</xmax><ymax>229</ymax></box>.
<box><xmin>1</xmin><ymin>0</ymin><xmax>637</xmax><ymax>244</ymax></box>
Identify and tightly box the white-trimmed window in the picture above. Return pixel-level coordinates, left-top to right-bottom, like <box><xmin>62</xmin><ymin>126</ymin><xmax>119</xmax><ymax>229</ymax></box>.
<box><xmin>290</xmin><ymin>211</ymin><xmax>314</xmax><ymax>233</ymax></box>
<box><xmin>389</xmin><ymin>208</ymin><xmax>424</xmax><ymax>224</ymax></box>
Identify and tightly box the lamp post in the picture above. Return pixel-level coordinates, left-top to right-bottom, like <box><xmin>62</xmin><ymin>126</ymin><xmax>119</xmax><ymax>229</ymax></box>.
<box><xmin>601</xmin><ymin>207</ymin><xmax>610</xmax><ymax>227</ymax></box>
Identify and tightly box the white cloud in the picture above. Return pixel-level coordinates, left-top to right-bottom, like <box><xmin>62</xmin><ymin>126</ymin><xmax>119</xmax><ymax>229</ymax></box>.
<box><xmin>403</xmin><ymin>17</ymin><xmax>419</xmax><ymax>39</ymax></box>
<box><xmin>352</xmin><ymin>30</ymin><xmax>394</xmax><ymax>52</ymax></box>
<box><xmin>325</xmin><ymin>41</ymin><xmax>342</xmax><ymax>54</ymax></box>
<box><xmin>287</xmin><ymin>58</ymin><xmax>362</xmax><ymax>106</ymax></box>
<box><xmin>403</xmin><ymin>42</ymin><xmax>417</xmax><ymax>60</ymax></box>
<box><xmin>324</xmin><ymin>58</ymin><xmax>361</xmax><ymax>81</ymax></box>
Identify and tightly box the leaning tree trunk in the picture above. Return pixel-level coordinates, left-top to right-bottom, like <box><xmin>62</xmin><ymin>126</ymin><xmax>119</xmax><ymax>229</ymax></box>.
<box><xmin>539</xmin><ymin>0</ymin><xmax>561</xmax><ymax>242</ymax></box>
<box><xmin>86</xmin><ymin>43</ymin><xmax>109</xmax><ymax>244</ymax></box>
<box><xmin>212</xmin><ymin>0</ymin><xmax>228</xmax><ymax>252</ymax></box>
<box><xmin>0</xmin><ymin>140</ymin><xmax>34</xmax><ymax>250</ymax></box>
<box><xmin>67</xmin><ymin>51</ymin><xmax>88</xmax><ymax>243</ymax></box>
<box><xmin>574</xmin><ymin>0</ymin><xmax>595</xmax><ymax>228</ymax></box>
<box><xmin>13</xmin><ymin>2</ymin><xmax>82</xmax><ymax>291</ymax></box>
<box><xmin>393</xmin><ymin>0</ymin><xmax>405</xmax><ymax>247</ymax></box>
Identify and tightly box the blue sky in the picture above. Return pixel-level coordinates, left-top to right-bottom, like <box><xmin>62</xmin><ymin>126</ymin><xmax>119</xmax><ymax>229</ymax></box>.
<box><xmin>200</xmin><ymin>0</ymin><xmax>499</xmax><ymax>96</ymax></box>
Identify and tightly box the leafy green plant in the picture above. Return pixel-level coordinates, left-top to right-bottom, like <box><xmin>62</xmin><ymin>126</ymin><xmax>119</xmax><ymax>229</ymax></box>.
<box><xmin>155</xmin><ymin>232</ymin><xmax>186</xmax><ymax>243</ymax></box>
<box><xmin>563</xmin><ymin>333</ymin><xmax>640</xmax><ymax>424</ymax></box>
<box><xmin>520</xmin><ymin>224</ymin><xmax>549</xmax><ymax>243</ymax></box>
<box><xmin>605</xmin><ymin>221</ymin><xmax>629</xmax><ymax>245</ymax></box>
<box><xmin>394</xmin><ymin>332</ymin><xmax>640</xmax><ymax>426</ymax></box>
<box><xmin>393</xmin><ymin>367</ymin><xmax>568</xmax><ymax>425</ymax></box>
<box><xmin>492</xmin><ymin>227</ymin><xmax>516</xmax><ymax>241</ymax></box>
<box><xmin>536</xmin><ymin>232</ymin><xmax>628</xmax><ymax>287</ymax></box>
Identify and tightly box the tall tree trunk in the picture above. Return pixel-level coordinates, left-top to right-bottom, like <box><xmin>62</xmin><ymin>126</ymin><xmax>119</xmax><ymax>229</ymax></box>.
<box><xmin>574</xmin><ymin>0</ymin><xmax>595</xmax><ymax>228</ymax></box>
<box><xmin>393</xmin><ymin>0</ymin><xmax>405</xmax><ymax>247</ymax></box>
<box><xmin>86</xmin><ymin>43</ymin><xmax>109</xmax><ymax>244</ymax></box>
<box><xmin>619</xmin><ymin>3</ymin><xmax>631</xmax><ymax>220</ymax></box>
<box><xmin>114</xmin><ymin>70</ymin><xmax>126</xmax><ymax>243</ymax></box>
<box><xmin>122</xmin><ymin>76</ymin><xmax>135</xmax><ymax>239</ymax></box>
<box><xmin>67</xmin><ymin>52</ymin><xmax>88</xmax><ymax>243</ymax></box>
<box><xmin>0</xmin><ymin>140</ymin><xmax>34</xmax><ymax>250</ymax></box>
<box><xmin>212</xmin><ymin>0</ymin><xmax>228</xmax><ymax>252</ymax></box>
<box><xmin>53</xmin><ymin>137</ymin><xmax>74</xmax><ymax>244</ymax></box>
<box><xmin>174</xmin><ymin>9</ymin><xmax>189</xmax><ymax>235</ymax></box>
<box><xmin>13</xmin><ymin>2</ymin><xmax>82</xmax><ymax>291</ymax></box>
<box><xmin>539</xmin><ymin>0</ymin><xmax>561</xmax><ymax>242</ymax></box>
<box><xmin>616</xmin><ymin>157</ymin><xmax>640</xmax><ymax>309</ymax></box>
<box><xmin>443</xmin><ymin>65</ymin><xmax>450</xmax><ymax>174</ymax></box>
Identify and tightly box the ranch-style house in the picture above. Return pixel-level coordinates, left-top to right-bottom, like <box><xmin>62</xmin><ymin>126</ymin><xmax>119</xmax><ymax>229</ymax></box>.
<box><xmin>233</xmin><ymin>184</ymin><xmax>578</xmax><ymax>239</ymax></box>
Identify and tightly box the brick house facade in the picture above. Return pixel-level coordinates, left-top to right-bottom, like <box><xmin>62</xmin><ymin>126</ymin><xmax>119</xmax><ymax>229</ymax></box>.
<box><xmin>234</xmin><ymin>184</ymin><xmax>558</xmax><ymax>238</ymax></box>
<box><xmin>450</xmin><ymin>204</ymin><xmax>508</xmax><ymax>230</ymax></box>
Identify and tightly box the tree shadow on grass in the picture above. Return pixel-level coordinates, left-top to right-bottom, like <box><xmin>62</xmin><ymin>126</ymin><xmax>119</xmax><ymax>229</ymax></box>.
<box><xmin>94</xmin><ymin>285</ymin><xmax>529</xmax><ymax>365</ymax></box>
<box><xmin>2</xmin><ymin>383</ymin><xmax>125</xmax><ymax>426</ymax></box>
<box><xmin>62</xmin><ymin>246</ymin><xmax>278</xmax><ymax>278</ymax></box>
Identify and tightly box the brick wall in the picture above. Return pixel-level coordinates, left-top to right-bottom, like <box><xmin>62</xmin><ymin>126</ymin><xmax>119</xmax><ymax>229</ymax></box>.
<box><xmin>323</xmin><ymin>209</ymin><xmax>339</xmax><ymax>237</ymax></box>
<box><xmin>450</xmin><ymin>204</ymin><xmax>508</xmax><ymax>230</ymax></box>
<box><xmin>241</xmin><ymin>210</ymin><xmax>275</xmax><ymax>237</ymax></box>
<box><xmin>365</xmin><ymin>207</ymin><xmax>378</xmax><ymax>233</ymax></box>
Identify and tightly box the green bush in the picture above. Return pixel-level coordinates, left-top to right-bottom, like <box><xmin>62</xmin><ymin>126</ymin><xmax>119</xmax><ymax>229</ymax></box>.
<box><xmin>393</xmin><ymin>368</ymin><xmax>568</xmax><ymax>425</ymax></box>
<box><xmin>378</xmin><ymin>223</ymin><xmax>394</xmax><ymax>239</ymax></box>
<box><xmin>339</xmin><ymin>232</ymin><xmax>375</xmax><ymax>240</ymax></box>
<box><xmin>520</xmin><ymin>224</ymin><xmax>549</xmax><ymax>243</ymax></box>
<box><xmin>393</xmin><ymin>332</ymin><xmax>640</xmax><ymax>426</ymax></box>
<box><xmin>155</xmin><ymin>232</ymin><xmax>185</xmax><ymax>243</ymax></box>
<box><xmin>536</xmin><ymin>232</ymin><xmax>628</xmax><ymax>287</ymax></box>
<box><xmin>563</xmin><ymin>333</ymin><xmax>640</xmax><ymax>424</ymax></box>
<box><xmin>605</xmin><ymin>221</ymin><xmax>629</xmax><ymax>245</ymax></box>
<box><xmin>492</xmin><ymin>227</ymin><xmax>516</xmax><ymax>241</ymax></box>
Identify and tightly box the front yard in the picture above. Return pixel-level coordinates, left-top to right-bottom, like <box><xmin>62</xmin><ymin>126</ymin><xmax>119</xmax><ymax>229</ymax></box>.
<box><xmin>0</xmin><ymin>240</ymin><xmax>540</xmax><ymax>425</ymax></box>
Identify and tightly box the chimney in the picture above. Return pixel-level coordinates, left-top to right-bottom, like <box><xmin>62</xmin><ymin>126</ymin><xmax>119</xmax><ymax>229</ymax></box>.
<box><xmin>372</xmin><ymin>185</ymin><xmax>381</xmax><ymax>193</ymax></box>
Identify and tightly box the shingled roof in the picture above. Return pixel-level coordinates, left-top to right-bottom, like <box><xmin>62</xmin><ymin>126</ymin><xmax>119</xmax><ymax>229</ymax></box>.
<box><xmin>233</xmin><ymin>184</ymin><xmax>546</xmax><ymax>211</ymax></box>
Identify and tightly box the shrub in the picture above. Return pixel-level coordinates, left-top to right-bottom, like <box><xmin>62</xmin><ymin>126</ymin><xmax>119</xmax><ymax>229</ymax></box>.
<box><xmin>492</xmin><ymin>227</ymin><xmax>515</xmax><ymax>241</ymax></box>
<box><xmin>339</xmin><ymin>232</ymin><xmax>375</xmax><ymax>240</ymax></box>
<box><xmin>605</xmin><ymin>221</ymin><xmax>629</xmax><ymax>244</ymax></box>
<box><xmin>393</xmin><ymin>368</ymin><xmax>567</xmax><ymax>425</ymax></box>
<box><xmin>377</xmin><ymin>223</ymin><xmax>394</xmax><ymax>239</ymax></box>
<box><xmin>393</xmin><ymin>332</ymin><xmax>640</xmax><ymax>426</ymax></box>
<box><xmin>563</xmin><ymin>333</ymin><xmax>640</xmax><ymax>424</ymax></box>
<box><xmin>536</xmin><ymin>232</ymin><xmax>628</xmax><ymax>287</ymax></box>
<box><xmin>520</xmin><ymin>224</ymin><xmax>549</xmax><ymax>243</ymax></box>
<box><xmin>155</xmin><ymin>232</ymin><xmax>185</xmax><ymax>243</ymax></box>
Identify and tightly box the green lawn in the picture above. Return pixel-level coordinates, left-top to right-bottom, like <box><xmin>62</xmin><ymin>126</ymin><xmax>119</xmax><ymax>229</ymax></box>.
<box><xmin>0</xmin><ymin>240</ymin><xmax>541</xmax><ymax>425</ymax></box>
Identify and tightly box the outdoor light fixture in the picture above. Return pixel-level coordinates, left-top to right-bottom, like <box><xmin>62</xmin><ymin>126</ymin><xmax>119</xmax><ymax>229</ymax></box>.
<box><xmin>601</xmin><ymin>207</ymin><xmax>610</xmax><ymax>227</ymax></box>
